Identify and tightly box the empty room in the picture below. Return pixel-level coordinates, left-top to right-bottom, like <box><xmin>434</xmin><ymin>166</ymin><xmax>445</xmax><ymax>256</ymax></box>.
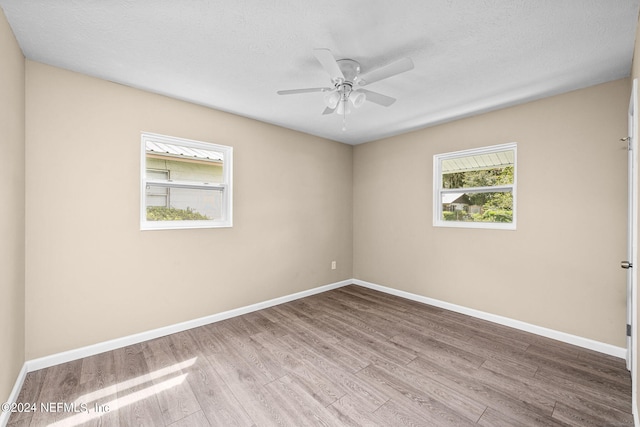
<box><xmin>2</xmin><ymin>1</ymin><xmax>640</xmax><ymax>426</ymax></box>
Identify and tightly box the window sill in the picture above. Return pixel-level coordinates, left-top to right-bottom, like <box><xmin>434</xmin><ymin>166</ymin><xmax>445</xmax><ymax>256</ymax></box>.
<box><xmin>141</xmin><ymin>220</ymin><xmax>233</xmax><ymax>231</ymax></box>
<box><xmin>433</xmin><ymin>220</ymin><xmax>516</xmax><ymax>230</ymax></box>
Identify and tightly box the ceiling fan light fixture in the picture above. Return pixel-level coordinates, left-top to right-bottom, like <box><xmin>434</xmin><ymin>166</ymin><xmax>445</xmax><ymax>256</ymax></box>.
<box><xmin>336</xmin><ymin>98</ymin><xmax>352</xmax><ymax>115</ymax></box>
<box><xmin>350</xmin><ymin>91</ymin><xmax>366</xmax><ymax>108</ymax></box>
<box><xmin>324</xmin><ymin>91</ymin><xmax>340</xmax><ymax>109</ymax></box>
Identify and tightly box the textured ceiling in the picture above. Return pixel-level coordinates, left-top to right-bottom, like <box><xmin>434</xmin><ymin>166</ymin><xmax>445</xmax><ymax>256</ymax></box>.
<box><xmin>1</xmin><ymin>0</ymin><xmax>639</xmax><ymax>144</ymax></box>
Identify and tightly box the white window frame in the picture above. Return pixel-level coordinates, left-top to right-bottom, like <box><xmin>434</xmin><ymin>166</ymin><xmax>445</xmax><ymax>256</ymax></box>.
<box><xmin>140</xmin><ymin>132</ymin><xmax>233</xmax><ymax>230</ymax></box>
<box><xmin>433</xmin><ymin>142</ymin><xmax>517</xmax><ymax>230</ymax></box>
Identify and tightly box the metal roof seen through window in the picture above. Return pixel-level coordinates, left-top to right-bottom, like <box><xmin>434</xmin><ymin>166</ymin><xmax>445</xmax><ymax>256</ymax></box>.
<box><xmin>145</xmin><ymin>141</ymin><xmax>223</xmax><ymax>162</ymax></box>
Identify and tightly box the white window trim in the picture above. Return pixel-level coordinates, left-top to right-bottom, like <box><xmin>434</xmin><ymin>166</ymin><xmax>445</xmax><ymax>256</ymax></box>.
<box><xmin>140</xmin><ymin>132</ymin><xmax>233</xmax><ymax>230</ymax></box>
<box><xmin>433</xmin><ymin>142</ymin><xmax>517</xmax><ymax>230</ymax></box>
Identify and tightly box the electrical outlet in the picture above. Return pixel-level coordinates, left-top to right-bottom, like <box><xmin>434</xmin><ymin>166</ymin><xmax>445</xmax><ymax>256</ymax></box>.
<box><xmin>331</xmin><ymin>261</ymin><xmax>337</xmax><ymax>270</ymax></box>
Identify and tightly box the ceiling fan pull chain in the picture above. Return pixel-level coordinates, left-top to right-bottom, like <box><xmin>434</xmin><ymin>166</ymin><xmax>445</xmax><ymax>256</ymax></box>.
<box><xmin>342</xmin><ymin>106</ymin><xmax>347</xmax><ymax>131</ymax></box>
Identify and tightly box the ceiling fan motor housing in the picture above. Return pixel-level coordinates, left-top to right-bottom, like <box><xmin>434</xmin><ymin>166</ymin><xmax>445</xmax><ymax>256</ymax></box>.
<box><xmin>335</xmin><ymin>59</ymin><xmax>361</xmax><ymax>85</ymax></box>
<box><xmin>332</xmin><ymin>59</ymin><xmax>366</xmax><ymax>111</ymax></box>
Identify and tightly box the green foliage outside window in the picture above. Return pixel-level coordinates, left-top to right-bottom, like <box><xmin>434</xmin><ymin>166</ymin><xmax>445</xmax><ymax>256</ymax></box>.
<box><xmin>146</xmin><ymin>206</ymin><xmax>210</xmax><ymax>221</ymax></box>
<box><xmin>443</xmin><ymin>211</ymin><xmax>466</xmax><ymax>221</ymax></box>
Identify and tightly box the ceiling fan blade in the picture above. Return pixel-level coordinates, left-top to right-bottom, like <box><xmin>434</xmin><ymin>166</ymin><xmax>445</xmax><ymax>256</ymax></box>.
<box><xmin>358</xmin><ymin>57</ymin><xmax>414</xmax><ymax>86</ymax></box>
<box><xmin>322</xmin><ymin>106</ymin><xmax>336</xmax><ymax>115</ymax></box>
<box><xmin>313</xmin><ymin>48</ymin><xmax>345</xmax><ymax>82</ymax></box>
<box><xmin>356</xmin><ymin>89</ymin><xmax>396</xmax><ymax>107</ymax></box>
<box><xmin>277</xmin><ymin>87</ymin><xmax>332</xmax><ymax>95</ymax></box>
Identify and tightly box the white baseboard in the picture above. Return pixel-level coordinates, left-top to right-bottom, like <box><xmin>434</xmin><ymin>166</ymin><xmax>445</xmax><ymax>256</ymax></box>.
<box><xmin>25</xmin><ymin>279</ymin><xmax>352</xmax><ymax>372</ymax></box>
<box><xmin>18</xmin><ymin>277</ymin><xmax>629</xmax><ymax>370</ymax></box>
<box><xmin>0</xmin><ymin>364</ymin><xmax>27</xmax><ymax>427</ymax></box>
<box><xmin>352</xmin><ymin>279</ymin><xmax>627</xmax><ymax>360</ymax></box>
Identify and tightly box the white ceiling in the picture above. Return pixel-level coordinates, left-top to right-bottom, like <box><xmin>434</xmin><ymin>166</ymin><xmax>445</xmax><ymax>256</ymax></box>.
<box><xmin>1</xmin><ymin>1</ymin><xmax>639</xmax><ymax>145</ymax></box>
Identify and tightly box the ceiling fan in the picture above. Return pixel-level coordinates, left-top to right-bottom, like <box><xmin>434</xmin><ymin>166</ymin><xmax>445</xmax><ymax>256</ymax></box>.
<box><xmin>277</xmin><ymin>49</ymin><xmax>414</xmax><ymax>119</ymax></box>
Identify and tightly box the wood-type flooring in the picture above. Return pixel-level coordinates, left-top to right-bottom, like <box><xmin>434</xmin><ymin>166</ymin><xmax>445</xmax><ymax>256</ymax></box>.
<box><xmin>6</xmin><ymin>285</ymin><xmax>634</xmax><ymax>426</ymax></box>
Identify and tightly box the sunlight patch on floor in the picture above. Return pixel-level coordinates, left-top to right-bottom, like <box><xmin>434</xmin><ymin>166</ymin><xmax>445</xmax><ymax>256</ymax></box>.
<box><xmin>46</xmin><ymin>357</ymin><xmax>197</xmax><ymax>427</ymax></box>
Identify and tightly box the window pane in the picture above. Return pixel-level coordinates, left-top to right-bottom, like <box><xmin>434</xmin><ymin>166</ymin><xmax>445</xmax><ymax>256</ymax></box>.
<box><xmin>146</xmin><ymin>156</ymin><xmax>223</xmax><ymax>183</ymax></box>
<box><xmin>441</xmin><ymin>191</ymin><xmax>513</xmax><ymax>223</ymax></box>
<box><xmin>145</xmin><ymin>186</ymin><xmax>223</xmax><ymax>221</ymax></box>
<box><xmin>442</xmin><ymin>149</ymin><xmax>514</xmax><ymax>189</ymax></box>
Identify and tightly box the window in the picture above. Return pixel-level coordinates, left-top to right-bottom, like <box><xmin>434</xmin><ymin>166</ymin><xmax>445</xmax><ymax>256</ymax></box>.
<box><xmin>433</xmin><ymin>143</ymin><xmax>516</xmax><ymax>230</ymax></box>
<box><xmin>140</xmin><ymin>132</ymin><xmax>232</xmax><ymax>230</ymax></box>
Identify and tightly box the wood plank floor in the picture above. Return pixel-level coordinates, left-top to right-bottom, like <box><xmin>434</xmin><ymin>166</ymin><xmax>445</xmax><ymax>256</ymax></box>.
<box><xmin>7</xmin><ymin>285</ymin><xmax>633</xmax><ymax>426</ymax></box>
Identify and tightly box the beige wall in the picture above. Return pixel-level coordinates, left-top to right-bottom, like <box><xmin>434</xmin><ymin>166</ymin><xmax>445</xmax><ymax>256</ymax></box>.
<box><xmin>354</xmin><ymin>79</ymin><xmax>629</xmax><ymax>347</ymax></box>
<box><xmin>0</xmin><ymin>8</ymin><xmax>25</xmax><ymax>403</ymax></box>
<box><xmin>25</xmin><ymin>61</ymin><xmax>353</xmax><ymax>359</ymax></box>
